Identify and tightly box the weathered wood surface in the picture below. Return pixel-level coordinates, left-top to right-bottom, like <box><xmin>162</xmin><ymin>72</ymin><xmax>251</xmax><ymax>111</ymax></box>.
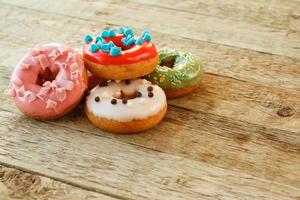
<box><xmin>2</xmin><ymin>0</ymin><xmax>300</xmax><ymax>58</ymax></box>
<box><xmin>0</xmin><ymin>165</ymin><xmax>117</xmax><ymax>200</ymax></box>
<box><xmin>0</xmin><ymin>0</ymin><xmax>299</xmax><ymax>199</ymax></box>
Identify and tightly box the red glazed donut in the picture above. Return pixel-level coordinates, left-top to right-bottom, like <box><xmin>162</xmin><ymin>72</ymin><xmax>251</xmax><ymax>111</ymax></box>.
<box><xmin>6</xmin><ymin>43</ymin><xmax>88</xmax><ymax>120</ymax></box>
<box><xmin>83</xmin><ymin>27</ymin><xmax>158</xmax><ymax>80</ymax></box>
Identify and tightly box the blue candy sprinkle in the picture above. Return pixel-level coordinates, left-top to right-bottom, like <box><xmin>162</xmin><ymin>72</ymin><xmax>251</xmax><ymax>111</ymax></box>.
<box><xmin>101</xmin><ymin>30</ymin><xmax>109</xmax><ymax>38</ymax></box>
<box><xmin>95</xmin><ymin>36</ymin><xmax>103</xmax><ymax>43</ymax></box>
<box><xmin>109</xmin><ymin>46</ymin><xmax>122</xmax><ymax>56</ymax></box>
<box><xmin>90</xmin><ymin>43</ymin><xmax>99</xmax><ymax>53</ymax></box>
<box><xmin>121</xmin><ymin>37</ymin><xmax>127</xmax><ymax>46</ymax></box>
<box><xmin>124</xmin><ymin>28</ymin><xmax>134</xmax><ymax>37</ymax></box>
<box><xmin>108</xmin><ymin>41</ymin><xmax>115</xmax><ymax>48</ymax></box>
<box><xmin>118</xmin><ymin>26</ymin><xmax>125</xmax><ymax>34</ymax></box>
<box><xmin>127</xmin><ymin>37</ymin><xmax>136</xmax><ymax>46</ymax></box>
<box><xmin>84</xmin><ymin>35</ymin><xmax>93</xmax><ymax>44</ymax></box>
<box><xmin>126</xmin><ymin>34</ymin><xmax>133</xmax><ymax>40</ymax></box>
<box><xmin>141</xmin><ymin>31</ymin><xmax>149</xmax><ymax>37</ymax></box>
<box><xmin>143</xmin><ymin>33</ymin><xmax>152</xmax><ymax>41</ymax></box>
<box><xmin>101</xmin><ymin>43</ymin><xmax>110</xmax><ymax>52</ymax></box>
<box><xmin>108</xmin><ymin>28</ymin><xmax>116</xmax><ymax>37</ymax></box>
<box><xmin>135</xmin><ymin>37</ymin><xmax>144</xmax><ymax>45</ymax></box>
<box><xmin>96</xmin><ymin>39</ymin><xmax>106</xmax><ymax>46</ymax></box>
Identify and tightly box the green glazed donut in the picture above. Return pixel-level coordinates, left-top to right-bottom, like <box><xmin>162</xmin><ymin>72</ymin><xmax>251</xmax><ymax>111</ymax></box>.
<box><xmin>145</xmin><ymin>48</ymin><xmax>204</xmax><ymax>98</ymax></box>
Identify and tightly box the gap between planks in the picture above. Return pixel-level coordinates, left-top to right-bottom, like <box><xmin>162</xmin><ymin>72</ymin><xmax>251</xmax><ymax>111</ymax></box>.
<box><xmin>0</xmin><ymin>110</ymin><xmax>300</xmax><ymax>200</ymax></box>
<box><xmin>0</xmin><ymin>164</ymin><xmax>122</xmax><ymax>200</ymax></box>
<box><xmin>0</xmin><ymin>0</ymin><xmax>300</xmax><ymax>59</ymax></box>
<box><xmin>0</xmin><ymin>4</ymin><xmax>300</xmax><ymax>93</ymax></box>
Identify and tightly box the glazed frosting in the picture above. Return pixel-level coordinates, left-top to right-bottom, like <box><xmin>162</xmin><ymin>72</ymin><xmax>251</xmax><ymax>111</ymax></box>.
<box><xmin>83</xmin><ymin>27</ymin><xmax>157</xmax><ymax>65</ymax></box>
<box><xmin>6</xmin><ymin>43</ymin><xmax>87</xmax><ymax>118</ymax></box>
<box><xmin>86</xmin><ymin>79</ymin><xmax>166</xmax><ymax>122</ymax></box>
<box><xmin>146</xmin><ymin>48</ymin><xmax>204</xmax><ymax>90</ymax></box>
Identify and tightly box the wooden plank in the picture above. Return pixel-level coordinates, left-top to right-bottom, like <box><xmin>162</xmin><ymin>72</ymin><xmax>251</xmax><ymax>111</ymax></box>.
<box><xmin>0</xmin><ymin>110</ymin><xmax>299</xmax><ymax>200</ymax></box>
<box><xmin>0</xmin><ymin>41</ymin><xmax>299</xmax><ymax>133</ymax></box>
<box><xmin>1</xmin><ymin>67</ymin><xmax>300</xmax><ymax>189</ymax></box>
<box><xmin>0</xmin><ymin>4</ymin><xmax>299</xmax><ymax>93</ymax></box>
<box><xmin>0</xmin><ymin>165</ymin><xmax>118</xmax><ymax>200</ymax></box>
<box><xmin>0</xmin><ymin>3</ymin><xmax>299</xmax><ymax>199</ymax></box>
<box><xmin>0</xmin><ymin>4</ymin><xmax>299</xmax><ymax>189</ymax></box>
<box><xmin>130</xmin><ymin>0</ymin><xmax>300</xmax><ymax>31</ymax></box>
<box><xmin>1</xmin><ymin>0</ymin><xmax>300</xmax><ymax>59</ymax></box>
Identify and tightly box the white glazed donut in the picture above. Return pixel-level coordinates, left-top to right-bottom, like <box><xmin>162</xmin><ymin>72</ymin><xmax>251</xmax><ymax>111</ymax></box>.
<box><xmin>85</xmin><ymin>79</ymin><xmax>167</xmax><ymax>133</ymax></box>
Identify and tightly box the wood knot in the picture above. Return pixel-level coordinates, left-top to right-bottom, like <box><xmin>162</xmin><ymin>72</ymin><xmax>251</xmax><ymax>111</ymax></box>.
<box><xmin>277</xmin><ymin>106</ymin><xmax>295</xmax><ymax>117</ymax></box>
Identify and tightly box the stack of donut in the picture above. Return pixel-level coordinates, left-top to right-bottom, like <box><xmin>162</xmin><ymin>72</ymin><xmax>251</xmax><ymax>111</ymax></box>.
<box><xmin>6</xmin><ymin>27</ymin><xmax>204</xmax><ymax>133</ymax></box>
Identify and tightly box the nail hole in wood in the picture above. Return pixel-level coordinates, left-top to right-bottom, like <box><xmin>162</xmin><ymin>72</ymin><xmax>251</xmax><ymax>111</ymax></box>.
<box><xmin>277</xmin><ymin>106</ymin><xmax>295</xmax><ymax>117</ymax></box>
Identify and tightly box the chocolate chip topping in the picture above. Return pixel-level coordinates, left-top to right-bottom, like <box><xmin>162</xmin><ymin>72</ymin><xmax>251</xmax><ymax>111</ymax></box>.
<box><xmin>111</xmin><ymin>98</ymin><xmax>117</xmax><ymax>104</ymax></box>
<box><xmin>85</xmin><ymin>90</ymin><xmax>90</xmax><ymax>96</ymax></box>
<box><xmin>125</xmin><ymin>80</ymin><xmax>131</xmax><ymax>85</ymax></box>
<box><xmin>147</xmin><ymin>86</ymin><xmax>153</xmax><ymax>92</ymax></box>
<box><xmin>136</xmin><ymin>91</ymin><xmax>142</xmax><ymax>97</ymax></box>
<box><xmin>95</xmin><ymin>96</ymin><xmax>100</xmax><ymax>102</ymax></box>
<box><xmin>99</xmin><ymin>81</ymin><xmax>108</xmax><ymax>87</ymax></box>
<box><xmin>148</xmin><ymin>92</ymin><xmax>154</xmax><ymax>98</ymax></box>
<box><xmin>122</xmin><ymin>99</ymin><xmax>127</xmax><ymax>104</ymax></box>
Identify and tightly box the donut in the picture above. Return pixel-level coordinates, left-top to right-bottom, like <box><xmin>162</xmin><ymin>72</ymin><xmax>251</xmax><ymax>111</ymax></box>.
<box><xmin>87</xmin><ymin>70</ymin><xmax>105</xmax><ymax>90</ymax></box>
<box><xmin>6</xmin><ymin>43</ymin><xmax>88</xmax><ymax>120</ymax></box>
<box><xmin>145</xmin><ymin>48</ymin><xmax>204</xmax><ymax>98</ymax></box>
<box><xmin>83</xmin><ymin>27</ymin><xmax>158</xmax><ymax>80</ymax></box>
<box><xmin>85</xmin><ymin>79</ymin><xmax>167</xmax><ymax>133</ymax></box>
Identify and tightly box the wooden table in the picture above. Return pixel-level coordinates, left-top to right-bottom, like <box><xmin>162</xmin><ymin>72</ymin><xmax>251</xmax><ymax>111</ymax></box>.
<box><xmin>0</xmin><ymin>0</ymin><xmax>299</xmax><ymax>199</ymax></box>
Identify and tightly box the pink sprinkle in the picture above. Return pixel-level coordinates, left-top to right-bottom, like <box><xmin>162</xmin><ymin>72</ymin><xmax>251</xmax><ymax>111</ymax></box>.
<box><xmin>39</xmin><ymin>86</ymin><xmax>51</xmax><ymax>96</ymax></box>
<box><xmin>29</xmin><ymin>48</ymin><xmax>40</xmax><ymax>56</ymax></box>
<box><xmin>38</xmin><ymin>54</ymin><xmax>50</xmax><ymax>70</ymax></box>
<box><xmin>56</xmin><ymin>88</ymin><xmax>66</xmax><ymax>102</ymax></box>
<box><xmin>24</xmin><ymin>91</ymin><xmax>37</xmax><ymax>103</ymax></box>
<box><xmin>5</xmin><ymin>88</ymin><xmax>16</xmax><ymax>97</ymax></box>
<box><xmin>67</xmin><ymin>52</ymin><xmax>76</xmax><ymax>63</ymax></box>
<box><xmin>48</xmin><ymin>49</ymin><xmax>61</xmax><ymax>61</ymax></box>
<box><xmin>70</xmin><ymin>62</ymin><xmax>79</xmax><ymax>72</ymax></box>
<box><xmin>64</xmin><ymin>80</ymin><xmax>74</xmax><ymax>91</ymax></box>
<box><xmin>71</xmin><ymin>71</ymin><xmax>81</xmax><ymax>81</ymax></box>
<box><xmin>57</xmin><ymin>46</ymin><xmax>67</xmax><ymax>54</ymax></box>
<box><xmin>16</xmin><ymin>86</ymin><xmax>25</xmax><ymax>97</ymax></box>
<box><xmin>12</xmin><ymin>77</ymin><xmax>23</xmax><ymax>86</ymax></box>
<box><xmin>20</xmin><ymin>63</ymin><xmax>30</xmax><ymax>70</ymax></box>
<box><xmin>42</xmin><ymin>81</ymin><xmax>52</xmax><ymax>89</ymax></box>
<box><xmin>46</xmin><ymin>99</ymin><xmax>57</xmax><ymax>109</ymax></box>
<box><xmin>60</xmin><ymin>63</ymin><xmax>67</xmax><ymax>69</ymax></box>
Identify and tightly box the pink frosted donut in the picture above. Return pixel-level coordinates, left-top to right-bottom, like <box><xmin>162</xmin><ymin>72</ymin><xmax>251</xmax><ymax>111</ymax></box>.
<box><xmin>6</xmin><ymin>43</ymin><xmax>88</xmax><ymax>120</ymax></box>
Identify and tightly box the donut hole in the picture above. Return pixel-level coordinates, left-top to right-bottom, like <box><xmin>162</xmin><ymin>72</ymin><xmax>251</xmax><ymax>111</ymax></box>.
<box><xmin>36</xmin><ymin>68</ymin><xmax>59</xmax><ymax>86</ymax></box>
<box><xmin>160</xmin><ymin>56</ymin><xmax>176</xmax><ymax>68</ymax></box>
<box><xmin>113</xmin><ymin>90</ymin><xmax>140</xmax><ymax>100</ymax></box>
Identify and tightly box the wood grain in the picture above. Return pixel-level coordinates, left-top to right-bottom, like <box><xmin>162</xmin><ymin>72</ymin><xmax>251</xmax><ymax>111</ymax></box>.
<box><xmin>0</xmin><ymin>1</ymin><xmax>299</xmax><ymax>188</ymax></box>
<box><xmin>0</xmin><ymin>110</ymin><xmax>299</xmax><ymax>200</ymax></box>
<box><xmin>1</xmin><ymin>0</ymin><xmax>300</xmax><ymax>59</ymax></box>
<box><xmin>0</xmin><ymin>3</ymin><xmax>300</xmax><ymax>93</ymax></box>
<box><xmin>0</xmin><ymin>165</ymin><xmax>118</xmax><ymax>200</ymax></box>
<box><xmin>0</xmin><ymin>67</ymin><xmax>300</xmax><ymax>189</ymax></box>
<box><xmin>131</xmin><ymin>0</ymin><xmax>300</xmax><ymax>31</ymax></box>
<box><xmin>0</xmin><ymin>1</ymin><xmax>300</xmax><ymax>199</ymax></box>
